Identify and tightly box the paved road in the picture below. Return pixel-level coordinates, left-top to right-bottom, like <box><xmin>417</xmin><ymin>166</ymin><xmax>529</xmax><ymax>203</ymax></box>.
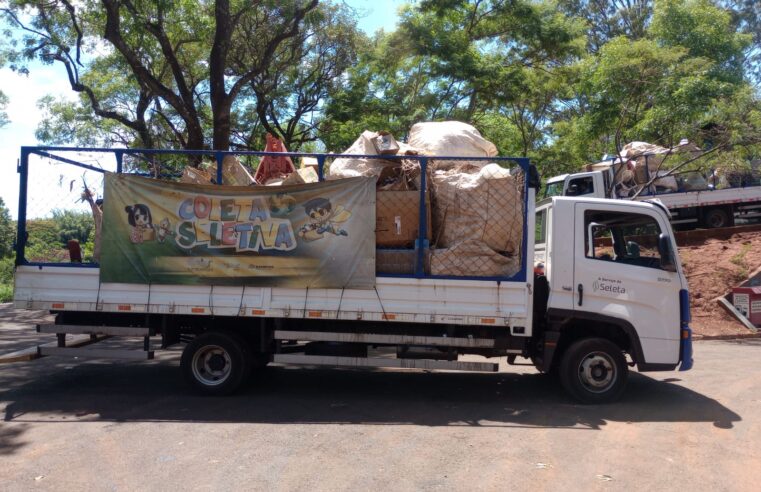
<box><xmin>0</xmin><ymin>305</ymin><xmax>759</xmax><ymax>491</ymax></box>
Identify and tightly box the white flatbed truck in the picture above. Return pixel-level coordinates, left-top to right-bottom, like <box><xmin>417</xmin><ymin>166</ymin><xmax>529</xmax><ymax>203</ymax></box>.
<box><xmin>11</xmin><ymin>147</ymin><xmax>693</xmax><ymax>403</ymax></box>
<box><xmin>546</xmin><ymin>168</ymin><xmax>761</xmax><ymax>229</ymax></box>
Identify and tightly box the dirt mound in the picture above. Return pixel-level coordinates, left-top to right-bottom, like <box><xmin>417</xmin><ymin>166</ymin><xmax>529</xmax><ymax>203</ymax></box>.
<box><xmin>679</xmin><ymin>231</ymin><xmax>761</xmax><ymax>337</ymax></box>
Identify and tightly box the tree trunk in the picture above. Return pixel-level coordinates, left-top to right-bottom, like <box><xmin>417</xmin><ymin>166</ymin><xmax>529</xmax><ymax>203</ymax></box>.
<box><xmin>212</xmin><ymin>103</ymin><xmax>232</xmax><ymax>151</ymax></box>
<box><xmin>209</xmin><ymin>0</ymin><xmax>232</xmax><ymax>151</ymax></box>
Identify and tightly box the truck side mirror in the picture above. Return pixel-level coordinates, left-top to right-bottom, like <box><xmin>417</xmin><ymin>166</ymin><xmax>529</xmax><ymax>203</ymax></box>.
<box><xmin>658</xmin><ymin>234</ymin><xmax>676</xmax><ymax>272</ymax></box>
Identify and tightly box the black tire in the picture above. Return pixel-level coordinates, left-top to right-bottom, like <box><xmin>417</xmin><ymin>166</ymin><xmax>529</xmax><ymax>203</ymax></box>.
<box><xmin>181</xmin><ymin>331</ymin><xmax>252</xmax><ymax>396</ymax></box>
<box><xmin>559</xmin><ymin>337</ymin><xmax>628</xmax><ymax>404</ymax></box>
<box><xmin>703</xmin><ymin>208</ymin><xmax>733</xmax><ymax>229</ymax></box>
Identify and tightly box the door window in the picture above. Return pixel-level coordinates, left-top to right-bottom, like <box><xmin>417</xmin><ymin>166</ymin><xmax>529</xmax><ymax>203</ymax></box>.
<box><xmin>584</xmin><ymin>210</ymin><xmax>669</xmax><ymax>270</ymax></box>
<box><xmin>566</xmin><ymin>176</ymin><xmax>595</xmax><ymax>196</ymax></box>
<box><xmin>535</xmin><ymin>209</ymin><xmax>547</xmax><ymax>245</ymax></box>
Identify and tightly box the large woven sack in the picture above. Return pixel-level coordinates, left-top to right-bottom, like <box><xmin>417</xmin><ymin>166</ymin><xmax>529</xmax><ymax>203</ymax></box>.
<box><xmin>328</xmin><ymin>131</ymin><xmax>398</xmax><ymax>180</ymax></box>
<box><xmin>430</xmin><ymin>239</ymin><xmax>521</xmax><ymax>277</ymax></box>
<box><xmin>408</xmin><ymin>121</ymin><xmax>497</xmax><ymax>170</ymax></box>
<box><xmin>431</xmin><ymin>163</ymin><xmax>523</xmax><ymax>255</ymax></box>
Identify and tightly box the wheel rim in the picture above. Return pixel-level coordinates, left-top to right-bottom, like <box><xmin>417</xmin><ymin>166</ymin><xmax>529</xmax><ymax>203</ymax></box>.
<box><xmin>577</xmin><ymin>351</ymin><xmax>617</xmax><ymax>394</ymax></box>
<box><xmin>707</xmin><ymin>212</ymin><xmax>725</xmax><ymax>228</ymax></box>
<box><xmin>191</xmin><ymin>344</ymin><xmax>232</xmax><ymax>386</ymax></box>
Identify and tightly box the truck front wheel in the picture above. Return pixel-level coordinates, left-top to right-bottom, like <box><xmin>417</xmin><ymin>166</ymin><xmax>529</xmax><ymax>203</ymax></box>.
<box><xmin>181</xmin><ymin>331</ymin><xmax>252</xmax><ymax>396</ymax></box>
<box><xmin>559</xmin><ymin>338</ymin><xmax>628</xmax><ymax>404</ymax></box>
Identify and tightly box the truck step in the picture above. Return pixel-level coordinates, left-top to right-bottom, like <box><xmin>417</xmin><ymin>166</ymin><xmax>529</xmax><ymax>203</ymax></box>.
<box><xmin>273</xmin><ymin>330</ymin><xmax>501</xmax><ymax>349</ymax></box>
<box><xmin>273</xmin><ymin>354</ymin><xmax>498</xmax><ymax>372</ymax></box>
<box><xmin>0</xmin><ymin>334</ymin><xmax>109</xmax><ymax>364</ymax></box>
<box><xmin>37</xmin><ymin>324</ymin><xmax>151</xmax><ymax>337</ymax></box>
<box><xmin>39</xmin><ymin>346</ymin><xmax>155</xmax><ymax>360</ymax></box>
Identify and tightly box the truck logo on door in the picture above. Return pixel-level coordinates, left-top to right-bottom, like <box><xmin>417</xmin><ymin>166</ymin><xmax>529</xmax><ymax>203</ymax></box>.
<box><xmin>593</xmin><ymin>278</ymin><xmax>626</xmax><ymax>294</ymax></box>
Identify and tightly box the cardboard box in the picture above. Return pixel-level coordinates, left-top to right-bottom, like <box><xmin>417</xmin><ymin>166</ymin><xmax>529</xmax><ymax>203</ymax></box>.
<box><xmin>209</xmin><ymin>155</ymin><xmax>255</xmax><ymax>186</ymax></box>
<box><xmin>373</xmin><ymin>132</ymin><xmax>400</xmax><ymax>155</ymax></box>
<box><xmin>180</xmin><ymin>166</ymin><xmax>212</xmax><ymax>184</ymax></box>
<box><xmin>376</xmin><ymin>248</ymin><xmax>431</xmax><ymax>275</ymax></box>
<box><xmin>376</xmin><ymin>190</ymin><xmax>431</xmax><ymax>247</ymax></box>
<box><xmin>281</xmin><ymin>166</ymin><xmax>319</xmax><ymax>186</ymax></box>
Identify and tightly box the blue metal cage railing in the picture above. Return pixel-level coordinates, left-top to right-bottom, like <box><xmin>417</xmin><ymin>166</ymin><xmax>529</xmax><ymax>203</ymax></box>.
<box><xmin>15</xmin><ymin>146</ymin><xmax>531</xmax><ymax>283</ymax></box>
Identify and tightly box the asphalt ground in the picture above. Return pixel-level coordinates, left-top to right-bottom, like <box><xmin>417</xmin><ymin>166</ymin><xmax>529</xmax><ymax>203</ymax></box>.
<box><xmin>0</xmin><ymin>304</ymin><xmax>759</xmax><ymax>491</ymax></box>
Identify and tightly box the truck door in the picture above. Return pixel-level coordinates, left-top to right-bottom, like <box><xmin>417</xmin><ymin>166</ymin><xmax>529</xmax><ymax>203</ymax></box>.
<box><xmin>573</xmin><ymin>203</ymin><xmax>683</xmax><ymax>365</ymax></box>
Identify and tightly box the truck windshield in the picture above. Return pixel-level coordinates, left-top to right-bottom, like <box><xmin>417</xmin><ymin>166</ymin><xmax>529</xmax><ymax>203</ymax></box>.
<box><xmin>545</xmin><ymin>181</ymin><xmax>564</xmax><ymax>198</ymax></box>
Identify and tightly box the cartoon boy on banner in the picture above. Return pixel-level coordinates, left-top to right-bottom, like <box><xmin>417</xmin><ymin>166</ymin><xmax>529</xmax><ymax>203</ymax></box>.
<box><xmin>299</xmin><ymin>197</ymin><xmax>351</xmax><ymax>241</ymax></box>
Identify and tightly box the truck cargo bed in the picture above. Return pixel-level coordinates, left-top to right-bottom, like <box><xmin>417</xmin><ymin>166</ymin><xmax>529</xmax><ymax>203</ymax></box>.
<box><xmin>14</xmin><ymin>265</ymin><xmax>530</xmax><ymax>329</ymax></box>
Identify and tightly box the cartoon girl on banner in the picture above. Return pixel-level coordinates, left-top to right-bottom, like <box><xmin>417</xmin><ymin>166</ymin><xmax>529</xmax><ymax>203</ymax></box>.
<box><xmin>125</xmin><ymin>204</ymin><xmax>154</xmax><ymax>243</ymax></box>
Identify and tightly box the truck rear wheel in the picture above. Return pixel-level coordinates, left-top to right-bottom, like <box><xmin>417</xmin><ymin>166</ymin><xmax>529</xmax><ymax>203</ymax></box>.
<box><xmin>559</xmin><ymin>338</ymin><xmax>628</xmax><ymax>404</ymax></box>
<box><xmin>703</xmin><ymin>207</ymin><xmax>733</xmax><ymax>229</ymax></box>
<box><xmin>181</xmin><ymin>331</ymin><xmax>252</xmax><ymax>396</ymax></box>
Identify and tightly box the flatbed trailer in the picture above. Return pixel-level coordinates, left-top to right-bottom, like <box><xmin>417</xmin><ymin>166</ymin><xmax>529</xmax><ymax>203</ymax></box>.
<box><xmin>10</xmin><ymin>146</ymin><xmax>693</xmax><ymax>403</ymax></box>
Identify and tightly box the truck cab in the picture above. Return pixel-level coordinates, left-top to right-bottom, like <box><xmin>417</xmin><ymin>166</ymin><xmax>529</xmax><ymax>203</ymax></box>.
<box><xmin>545</xmin><ymin>172</ymin><xmax>607</xmax><ymax>199</ymax></box>
<box><xmin>534</xmin><ymin>196</ymin><xmax>692</xmax><ymax>401</ymax></box>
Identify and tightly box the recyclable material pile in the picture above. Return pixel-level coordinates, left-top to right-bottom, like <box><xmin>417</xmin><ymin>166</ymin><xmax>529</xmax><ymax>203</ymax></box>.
<box><xmin>174</xmin><ymin>122</ymin><xmax>524</xmax><ymax>279</ymax></box>
<box><xmin>329</xmin><ymin>121</ymin><xmax>524</xmax><ymax>278</ymax></box>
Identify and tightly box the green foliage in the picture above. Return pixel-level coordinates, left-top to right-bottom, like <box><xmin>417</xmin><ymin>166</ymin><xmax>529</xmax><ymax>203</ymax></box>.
<box><xmin>651</xmin><ymin>0</ymin><xmax>752</xmax><ymax>84</ymax></box>
<box><xmin>51</xmin><ymin>209</ymin><xmax>94</xmax><ymax>246</ymax></box>
<box><xmin>0</xmin><ymin>283</ymin><xmax>13</xmax><ymax>303</ymax></box>
<box><xmin>0</xmin><ymin>257</ymin><xmax>14</xmax><ymax>284</ymax></box>
<box><xmin>0</xmin><ymin>256</ymin><xmax>13</xmax><ymax>304</ymax></box>
<box><xmin>0</xmin><ymin>90</ymin><xmax>9</xmax><ymax>128</ymax></box>
<box><xmin>3</xmin><ymin>0</ymin><xmax>761</xmax><ymax>178</ymax></box>
<box><xmin>3</xmin><ymin>0</ymin><xmax>357</xmax><ymax>156</ymax></box>
<box><xmin>0</xmin><ymin>197</ymin><xmax>14</xmax><ymax>258</ymax></box>
<box><xmin>20</xmin><ymin>211</ymin><xmax>95</xmax><ymax>264</ymax></box>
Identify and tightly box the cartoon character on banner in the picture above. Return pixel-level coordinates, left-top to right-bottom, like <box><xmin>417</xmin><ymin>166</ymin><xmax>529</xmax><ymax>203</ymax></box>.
<box><xmin>156</xmin><ymin>218</ymin><xmax>175</xmax><ymax>243</ymax></box>
<box><xmin>299</xmin><ymin>197</ymin><xmax>351</xmax><ymax>241</ymax></box>
<box><xmin>125</xmin><ymin>204</ymin><xmax>155</xmax><ymax>244</ymax></box>
<box><xmin>269</xmin><ymin>193</ymin><xmax>296</xmax><ymax>216</ymax></box>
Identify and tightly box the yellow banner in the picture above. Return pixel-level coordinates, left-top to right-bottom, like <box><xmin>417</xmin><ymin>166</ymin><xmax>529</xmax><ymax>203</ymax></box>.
<box><xmin>100</xmin><ymin>174</ymin><xmax>376</xmax><ymax>288</ymax></box>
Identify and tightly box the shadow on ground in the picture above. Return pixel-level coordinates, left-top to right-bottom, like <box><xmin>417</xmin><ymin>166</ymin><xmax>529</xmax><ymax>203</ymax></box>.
<box><xmin>0</xmin><ymin>355</ymin><xmax>740</xmax><ymax>455</ymax></box>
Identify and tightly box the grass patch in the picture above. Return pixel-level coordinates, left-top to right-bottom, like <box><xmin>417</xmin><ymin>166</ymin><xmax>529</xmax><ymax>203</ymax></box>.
<box><xmin>730</xmin><ymin>243</ymin><xmax>753</xmax><ymax>279</ymax></box>
<box><xmin>0</xmin><ymin>283</ymin><xmax>13</xmax><ymax>303</ymax></box>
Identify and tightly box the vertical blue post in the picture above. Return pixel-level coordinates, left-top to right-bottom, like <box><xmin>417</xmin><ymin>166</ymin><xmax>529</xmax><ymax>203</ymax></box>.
<box><xmin>15</xmin><ymin>148</ymin><xmax>30</xmax><ymax>266</ymax></box>
<box><xmin>115</xmin><ymin>150</ymin><xmax>124</xmax><ymax>174</ymax></box>
<box><xmin>415</xmin><ymin>157</ymin><xmax>428</xmax><ymax>278</ymax></box>
<box><xmin>317</xmin><ymin>155</ymin><xmax>325</xmax><ymax>182</ymax></box>
<box><xmin>215</xmin><ymin>152</ymin><xmax>224</xmax><ymax>185</ymax></box>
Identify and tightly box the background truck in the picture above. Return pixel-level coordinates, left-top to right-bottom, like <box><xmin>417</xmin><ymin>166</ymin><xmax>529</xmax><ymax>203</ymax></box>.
<box><xmin>11</xmin><ymin>146</ymin><xmax>693</xmax><ymax>403</ymax></box>
<box><xmin>545</xmin><ymin>162</ymin><xmax>761</xmax><ymax>229</ymax></box>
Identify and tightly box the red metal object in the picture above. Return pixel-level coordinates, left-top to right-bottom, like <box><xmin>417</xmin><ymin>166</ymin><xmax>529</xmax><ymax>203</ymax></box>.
<box><xmin>731</xmin><ymin>286</ymin><xmax>761</xmax><ymax>326</ymax></box>
<box><xmin>254</xmin><ymin>133</ymin><xmax>296</xmax><ymax>184</ymax></box>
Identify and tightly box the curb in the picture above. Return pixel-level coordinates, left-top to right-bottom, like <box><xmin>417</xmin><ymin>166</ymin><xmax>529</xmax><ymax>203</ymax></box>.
<box><xmin>694</xmin><ymin>333</ymin><xmax>761</xmax><ymax>341</ymax></box>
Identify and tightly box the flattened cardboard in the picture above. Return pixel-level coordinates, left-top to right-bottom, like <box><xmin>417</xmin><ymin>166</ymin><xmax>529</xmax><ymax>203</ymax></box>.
<box><xmin>376</xmin><ymin>190</ymin><xmax>431</xmax><ymax>247</ymax></box>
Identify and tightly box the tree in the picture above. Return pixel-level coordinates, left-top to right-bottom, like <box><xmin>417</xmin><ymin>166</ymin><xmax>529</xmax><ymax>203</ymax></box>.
<box><xmin>321</xmin><ymin>0</ymin><xmax>586</xmax><ymax>155</ymax></box>
<box><xmin>247</xmin><ymin>3</ymin><xmax>366</xmax><ymax>150</ymax></box>
<box><xmin>557</xmin><ymin>1</ymin><xmax>652</xmax><ymax>52</ymax></box>
<box><xmin>0</xmin><ymin>198</ymin><xmax>14</xmax><ymax>258</ymax></box>
<box><xmin>551</xmin><ymin>0</ymin><xmax>753</xmax><ymax>171</ymax></box>
<box><xmin>2</xmin><ymin>0</ymin><xmax>319</xmax><ymax>152</ymax></box>
<box><xmin>51</xmin><ymin>209</ymin><xmax>93</xmax><ymax>246</ymax></box>
<box><xmin>0</xmin><ymin>90</ymin><xmax>9</xmax><ymax>129</ymax></box>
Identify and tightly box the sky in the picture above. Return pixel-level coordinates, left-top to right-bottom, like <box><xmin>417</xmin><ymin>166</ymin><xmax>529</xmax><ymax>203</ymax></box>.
<box><xmin>0</xmin><ymin>0</ymin><xmax>406</xmax><ymax>219</ymax></box>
